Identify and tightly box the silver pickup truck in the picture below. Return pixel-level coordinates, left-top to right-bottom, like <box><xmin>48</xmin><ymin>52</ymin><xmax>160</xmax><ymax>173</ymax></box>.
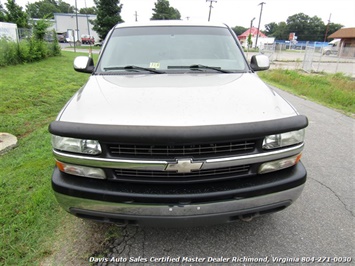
<box><xmin>49</xmin><ymin>21</ymin><xmax>308</xmax><ymax>226</ymax></box>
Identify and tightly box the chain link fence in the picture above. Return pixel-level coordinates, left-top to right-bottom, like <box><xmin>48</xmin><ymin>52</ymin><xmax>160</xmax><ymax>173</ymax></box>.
<box><xmin>303</xmin><ymin>45</ymin><xmax>355</xmax><ymax>75</ymax></box>
<box><xmin>258</xmin><ymin>42</ymin><xmax>355</xmax><ymax>77</ymax></box>
<box><xmin>0</xmin><ymin>26</ymin><xmax>57</xmax><ymax>42</ymax></box>
<box><xmin>17</xmin><ymin>28</ymin><xmax>33</xmax><ymax>40</ymax></box>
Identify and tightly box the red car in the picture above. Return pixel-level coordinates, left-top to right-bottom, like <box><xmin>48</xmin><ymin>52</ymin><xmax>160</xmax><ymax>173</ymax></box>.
<box><xmin>81</xmin><ymin>35</ymin><xmax>95</xmax><ymax>45</ymax></box>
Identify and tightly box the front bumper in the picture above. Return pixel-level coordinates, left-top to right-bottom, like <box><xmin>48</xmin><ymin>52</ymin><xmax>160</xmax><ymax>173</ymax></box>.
<box><xmin>52</xmin><ymin>162</ymin><xmax>306</xmax><ymax>226</ymax></box>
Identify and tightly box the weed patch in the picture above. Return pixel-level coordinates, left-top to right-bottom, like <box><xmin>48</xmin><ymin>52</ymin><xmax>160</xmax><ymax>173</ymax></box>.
<box><xmin>0</xmin><ymin>35</ymin><xmax>61</xmax><ymax>67</ymax></box>
<box><xmin>258</xmin><ymin>69</ymin><xmax>355</xmax><ymax>115</ymax></box>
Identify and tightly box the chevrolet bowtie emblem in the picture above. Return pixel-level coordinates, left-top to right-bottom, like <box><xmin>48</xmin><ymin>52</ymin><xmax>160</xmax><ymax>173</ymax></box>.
<box><xmin>165</xmin><ymin>159</ymin><xmax>203</xmax><ymax>173</ymax></box>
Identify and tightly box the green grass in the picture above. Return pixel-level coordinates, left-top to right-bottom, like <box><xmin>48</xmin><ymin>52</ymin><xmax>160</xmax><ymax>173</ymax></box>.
<box><xmin>258</xmin><ymin>69</ymin><xmax>355</xmax><ymax>115</ymax></box>
<box><xmin>0</xmin><ymin>51</ymin><xmax>98</xmax><ymax>265</ymax></box>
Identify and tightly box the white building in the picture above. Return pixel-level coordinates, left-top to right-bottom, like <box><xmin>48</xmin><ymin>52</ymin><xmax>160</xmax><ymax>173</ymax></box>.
<box><xmin>53</xmin><ymin>13</ymin><xmax>99</xmax><ymax>42</ymax></box>
<box><xmin>0</xmin><ymin>22</ymin><xmax>18</xmax><ymax>42</ymax></box>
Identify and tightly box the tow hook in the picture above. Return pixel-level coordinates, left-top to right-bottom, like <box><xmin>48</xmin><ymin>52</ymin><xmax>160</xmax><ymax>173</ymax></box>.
<box><xmin>240</xmin><ymin>213</ymin><xmax>257</xmax><ymax>222</ymax></box>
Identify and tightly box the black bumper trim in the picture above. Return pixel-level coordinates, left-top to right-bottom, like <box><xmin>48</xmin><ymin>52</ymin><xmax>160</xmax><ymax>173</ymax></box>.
<box><xmin>49</xmin><ymin>115</ymin><xmax>308</xmax><ymax>144</ymax></box>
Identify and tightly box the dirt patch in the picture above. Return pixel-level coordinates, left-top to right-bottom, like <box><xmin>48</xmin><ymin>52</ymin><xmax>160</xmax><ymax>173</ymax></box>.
<box><xmin>40</xmin><ymin>214</ymin><xmax>121</xmax><ymax>266</ymax></box>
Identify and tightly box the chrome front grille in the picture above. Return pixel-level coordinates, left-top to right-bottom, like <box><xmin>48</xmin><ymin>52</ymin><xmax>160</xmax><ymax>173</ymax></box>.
<box><xmin>107</xmin><ymin>140</ymin><xmax>256</xmax><ymax>159</ymax></box>
<box><xmin>112</xmin><ymin>165</ymin><xmax>251</xmax><ymax>183</ymax></box>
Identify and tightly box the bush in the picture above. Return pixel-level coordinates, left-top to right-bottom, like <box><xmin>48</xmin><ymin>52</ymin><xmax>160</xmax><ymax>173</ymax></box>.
<box><xmin>0</xmin><ymin>37</ymin><xmax>21</xmax><ymax>66</ymax></box>
<box><xmin>47</xmin><ymin>30</ymin><xmax>61</xmax><ymax>57</ymax></box>
<box><xmin>0</xmin><ymin>33</ymin><xmax>61</xmax><ymax>67</ymax></box>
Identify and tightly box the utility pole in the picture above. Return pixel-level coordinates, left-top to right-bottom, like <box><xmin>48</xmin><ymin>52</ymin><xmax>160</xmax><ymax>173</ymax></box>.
<box><xmin>84</xmin><ymin>0</ymin><xmax>92</xmax><ymax>57</ymax></box>
<box><xmin>255</xmin><ymin>2</ymin><xmax>265</xmax><ymax>49</ymax></box>
<box><xmin>247</xmin><ymin>17</ymin><xmax>256</xmax><ymax>59</ymax></box>
<box><xmin>249</xmin><ymin>17</ymin><xmax>255</xmax><ymax>48</ymax></box>
<box><xmin>74</xmin><ymin>0</ymin><xmax>79</xmax><ymax>52</ymax></box>
<box><xmin>85</xmin><ymin>0</ymin><xmax>91</xmax><ymax>36</ymax></box>
<box><xmin>323</xmin><ymin>13</ymin><xmax>331</xmax><ymax>43</ymax></box>
<box><xmin>206</xmin><ymin>0</ymin><xmax>217</xmax><ymax>22</ymax></box>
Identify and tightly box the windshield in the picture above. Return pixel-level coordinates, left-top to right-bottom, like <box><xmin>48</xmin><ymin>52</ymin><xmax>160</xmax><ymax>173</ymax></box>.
<box><xmin>96</xmin><ymin>26</ymin><xmax>248</xmax><ymax>74</ymax></box>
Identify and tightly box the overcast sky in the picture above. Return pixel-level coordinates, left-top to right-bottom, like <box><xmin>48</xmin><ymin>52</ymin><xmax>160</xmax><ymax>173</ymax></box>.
<box><xmin>12</xmin><ymin>0</ymin><xmax>355</xmax><ymax>29</ymax></box>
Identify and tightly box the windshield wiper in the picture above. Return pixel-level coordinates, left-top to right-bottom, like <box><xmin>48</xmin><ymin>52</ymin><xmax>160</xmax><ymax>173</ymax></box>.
<box><xmin>104</xmin><ymin>65</ymin><xmax>165</xmax><ymax>74</ymax></box>
<box><xmin>168</xmin><ymin>64</ymin><xmax>231</xmax><ymax>73</ymax></box>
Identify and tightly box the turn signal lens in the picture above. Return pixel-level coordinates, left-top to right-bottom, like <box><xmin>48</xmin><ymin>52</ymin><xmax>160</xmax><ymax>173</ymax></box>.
<box><xmin>56</xmin><ymin>161</ymin><xmax>106</xmax><ymax>179</ymax></box>
<box><xmin>258</xmin><ymin>154</ymin><xmax>302</xmax><ymax>174</ymax></box>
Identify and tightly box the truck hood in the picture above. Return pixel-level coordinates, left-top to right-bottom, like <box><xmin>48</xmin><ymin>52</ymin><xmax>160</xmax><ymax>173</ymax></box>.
<box><xmin>58</xmin><ymin>73</ymin><xmax>298</xmax><ymax>126</ymax></box>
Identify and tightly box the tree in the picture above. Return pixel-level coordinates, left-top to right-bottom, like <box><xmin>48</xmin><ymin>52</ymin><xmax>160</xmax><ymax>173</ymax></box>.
<box><xmin>57</xmin><ymin>0</ymin><xmax>73</xmax><ymax>13</ymax></box>
<box><xmin>265</xmin><ymin>13</ymin><xmax>344</xmax><ymax>41</ymax></box>
<box><xmin>264</xmin><ymin>22</ymin><xmax>278</xmax><ymax>36</ymax></box>
<box><xmin>33</xmin><ymin>17</ymin><xmax>52</xmax><ymax>39</ymax></box>
<box><xmin>265</xmin><ymin>21</ymin><xmax>288</xmax><ymax>40</ymax></box>
<box><xmin>326</xmin><ymin>22</ymin><xmax>343</xmax><ymax>40</ymax></box>
<box><xmin>286</xmin><ymin>13</ymin><xmax>311</xmax><ymax>41</ymax></box>
<box><xmin>151</xmin><ymin>0</ymin><xmax>181</xmax><ymax>20</ymax></box>
<box><xmin>247</xmin><ymin>34</ymin><xmax>252</xmax><ymax>48</ymax></box>
<box><xmin>80</xmin><ymin>7</ymin><xmax>97</xmax><ymax>15</ymax></box>
<box><xmin>306</xmin><ymin>16</ymin><xmax>325</xmax><ymax>41</ymax></box>
<box><xmin>92</xmin><ymin>0</ymin><xmax>123</xmax><ymax>40</ymax></box>
<box><xmin>26</xmin><ymin>1</ymin><xmax>58</xmax><ymax>18</ymax></box>
<box><xmin>4</xmin><ymin>0</ymin><xmax>28</xmax><ymax>28</ymax></box>
<box><xmin>0</xmin><ymin>3</ymin><xmax>6</xmax><ymax>21</ymax></box>
<box><xmin>26</xmin><ymin>0</ymin><xmax>74</xmax><ymax>19</ymax></box>
<box><xmin>232</xmin><ymin>26</ymin><xmax>247</xmax><ymax>36</ymax></box>
<box><xmin>286</xmin><ymin>13</ymin><xmax>326</xmax><ymax>41</ymax></box>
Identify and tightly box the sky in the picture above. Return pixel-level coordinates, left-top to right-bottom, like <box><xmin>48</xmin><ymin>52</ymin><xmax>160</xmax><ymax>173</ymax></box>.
<box><xmin>11</xmin><ymin>0</ymin><xmax>355</xmax><ymax>29</ymax></box>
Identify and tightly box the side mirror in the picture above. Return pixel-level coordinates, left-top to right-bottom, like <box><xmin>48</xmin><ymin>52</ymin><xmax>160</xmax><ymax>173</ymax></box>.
<box><xmin>250</xmin><ymin>54</ymin><xmax>270</xmax><ymax>71</ymax></box>
<box><xmin>73</xmin><ymin>56</ymin><xmax>95</xmax><ymax>73</ymax></box>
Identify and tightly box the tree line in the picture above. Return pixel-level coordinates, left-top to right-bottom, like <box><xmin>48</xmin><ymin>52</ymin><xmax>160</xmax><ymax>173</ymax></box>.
<box><xmin>0</xmin><ymin>0</ymin><xmax>97</xmax><ymax>28</ymax></box>
<box><xmin>233</xmin><ymin>13</ymin><xmax>342</xmax><ymax>42</ymax></box>
<box><xmin>1</xmin><ymin>0</ymin><xmax>343</xmax><ymax>42</ymax></box>
<box><xmin>0</xmin><ymin>0</ymin><xmax>180</xmax><ymax>40</ymax></box>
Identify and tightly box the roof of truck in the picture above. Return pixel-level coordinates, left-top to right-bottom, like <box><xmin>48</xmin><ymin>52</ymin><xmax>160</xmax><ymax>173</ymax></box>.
<box><xmin>114</xmin><ymin>20</ymin><xmax>228</xmax><ymax>29</ymax></box>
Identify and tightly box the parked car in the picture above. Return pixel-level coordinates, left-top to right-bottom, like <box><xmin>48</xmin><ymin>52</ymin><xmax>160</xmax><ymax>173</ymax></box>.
<box><xmin>49</xmin><ymin>21</ymin><xmax>308</xmax><ymax>227</ymax></box>
<box><xmin>57</xmin><ymin>34</ymin><xmax>67</xmax><ymax>43</ymax></box>
<box><xmin>323</xmin><ymin>39</ymin><xmax>340</xmax><ymax>55</ymax></box>
<box><xmin>94</xmin><ymin>40</ymin><xmax>103</xmax><ymax>46</ymax></box>
<box><xmin>81</xmin><ymin>34</ymin><xmax>95</xmax><ymax>44</ymax></box>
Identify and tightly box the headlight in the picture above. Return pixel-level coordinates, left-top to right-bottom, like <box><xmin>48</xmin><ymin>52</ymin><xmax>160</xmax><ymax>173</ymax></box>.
<box><xmin>262</xmin><ymin>129</ymin><xmax>305</xmax><ymax>149</ymax></box>
<box><xmin>52</xmin><ymin>135</ymin><xmax>102</xmax><ymax>155</ymax></box>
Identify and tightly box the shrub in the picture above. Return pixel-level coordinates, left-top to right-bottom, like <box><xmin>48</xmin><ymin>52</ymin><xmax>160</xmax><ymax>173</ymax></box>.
<box><xmin>0</xmin><ymin>37</ymin><xmax>21</xmax><ymax>66</ymax></box>
<box><xmin>47</xmin><ymin>30</ymin><xmax>61</xmax><ymax>57</ymax></box>
<box><xmin>0</xmin><ymin>34</ymin><xmax>61</xmax><ymax>66</ymax></box>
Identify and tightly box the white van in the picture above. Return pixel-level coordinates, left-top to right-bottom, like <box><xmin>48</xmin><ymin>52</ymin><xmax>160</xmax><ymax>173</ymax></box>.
<box><xmin>323</xmin><ymin>39</ymin><xmax>340</xmax><ymax>55</ymax></box>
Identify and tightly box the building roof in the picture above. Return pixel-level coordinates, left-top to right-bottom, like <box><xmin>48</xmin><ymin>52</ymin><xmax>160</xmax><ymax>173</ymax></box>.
<box><xmin>328</xmin><ymin>27</ymin><xmax>355</xmax><ymax>39</ymax></box>
<box><xmin>238</xmin><ymin>27</ymin><xmax>267</xmax><ymax>38</ymax></box>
